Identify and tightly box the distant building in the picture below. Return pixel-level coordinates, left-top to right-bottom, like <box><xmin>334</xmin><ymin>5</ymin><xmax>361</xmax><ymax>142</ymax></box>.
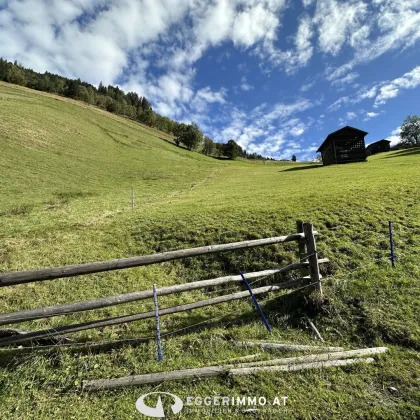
<box><xmin>317</xmin><ymin>126</ymin><xmax>368</xmax><ymax>166</ymax></box>
<box><xmin>366</xmin><ymin>139</ymin><xmax>391</xmax><ymax>156</ymax></box>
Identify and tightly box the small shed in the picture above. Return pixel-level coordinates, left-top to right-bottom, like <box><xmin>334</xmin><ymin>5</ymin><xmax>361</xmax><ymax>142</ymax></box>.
<box><xmin>317</xmin><ymin>126</ymin><xmax>368</xmax><ymax>166</ymax></box>
<box><xmin>366</xmin><ymin>139</ymin><xmax>391</xmax><ymax>156</ymax></box>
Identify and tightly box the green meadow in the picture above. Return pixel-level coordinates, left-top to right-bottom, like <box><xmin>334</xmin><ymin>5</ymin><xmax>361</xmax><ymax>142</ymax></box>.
<box><xmin>1</xmin><ymin>81</ymin><xmax>420</xmax><ymax>419</ymax></box>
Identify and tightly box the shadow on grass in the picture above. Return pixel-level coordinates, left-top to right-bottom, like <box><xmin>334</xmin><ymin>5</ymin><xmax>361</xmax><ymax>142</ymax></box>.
<box><xmin>0</xmin><ymin>288</ymin><xmax>321</xmax><ymax>367</ymax></box>
<box><xmin>158</xmin><ymin>137</ymin><xmax>190</xmax><ymax>151</ymax></box>
<box><xmin>282</xmin><ymin>165</ymin><xmax>323</xmax><ymax>172</ymax></box>
<box><xmin>381</xmin><ymin>147</ymin><xmax>420</xmax><ymax>159</ymax></box>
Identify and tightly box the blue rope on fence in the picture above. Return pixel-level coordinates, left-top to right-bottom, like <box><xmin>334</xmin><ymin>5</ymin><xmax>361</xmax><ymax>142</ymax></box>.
<box><xmin>239</xmin><ymin>271</ymin><xmax>272</xmax><ymax>333</ymax></box>
<box><xmin>152</xmin><ymin>284</ymin><xmax>163</xmax><ymax>362</ymax></box>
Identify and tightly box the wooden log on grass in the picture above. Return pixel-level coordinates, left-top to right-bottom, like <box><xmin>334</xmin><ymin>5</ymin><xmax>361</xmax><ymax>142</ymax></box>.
<box><xmin>83</xmin><ymin>349</ymin><xmax>384</xmax><ymax>390</ymax></box>
<box><xmin>0</xmin><ymin>277</ymin><xmax>311</xmax><ymax>347</ymax></box>
<box><xmin>230</xmin><ymin>357</ymin><xmax>375</xmax><ymax>376</ymax></box>
<box><xmin>0</xmin><ymin>232</ymin><xmax>318</xmax><ymax>287</ymax></box>
<box><xmin>232</xmin><ymin>340</ymin><xmax>343</xmax><ymax>352</ymax></box>
<box><xmin>0</xmin><ymin>259</ymin><xmax>328</xmax><ymax>326</ymax></box>
<box><xmin>232</xmin><ymin>347</ymin><xmax>387</xmax><ymax>369</ymax></box>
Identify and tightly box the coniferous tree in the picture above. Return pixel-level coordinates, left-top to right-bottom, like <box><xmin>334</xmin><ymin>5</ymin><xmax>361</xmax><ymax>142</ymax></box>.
<box><xmin>141</xmin><ymin>97</ymin><xmax>150</xmax><ymax>111</ymax></box>
<box><xmin>65</xmin><ymin>79</ymin><xmax>80</xmax><ymax>98</ymax></box>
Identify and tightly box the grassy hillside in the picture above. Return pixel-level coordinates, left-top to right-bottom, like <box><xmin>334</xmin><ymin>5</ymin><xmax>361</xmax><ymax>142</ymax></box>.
<box><xmin>1</xmin><ymin>81</ymin><xmax>420</xmax><ymax>419</ymax></box>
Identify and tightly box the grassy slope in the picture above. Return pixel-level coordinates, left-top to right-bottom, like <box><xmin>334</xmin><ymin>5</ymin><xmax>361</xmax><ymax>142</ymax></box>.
<box><xmin>1</xmin><ymin>81</ymin><xmax>420</xmax><ymax>419</ymax></box>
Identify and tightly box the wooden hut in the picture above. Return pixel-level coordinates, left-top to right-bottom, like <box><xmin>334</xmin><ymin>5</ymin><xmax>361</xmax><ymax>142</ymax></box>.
<box><xmin>317</xmin><ymin>126</ymin><xmax>368</xmax><ymax>166</ymax></box>
<box><xmin>366</xmin><ymin>139</ymin><xmax>391</xmax><ymax>156</ymax></box>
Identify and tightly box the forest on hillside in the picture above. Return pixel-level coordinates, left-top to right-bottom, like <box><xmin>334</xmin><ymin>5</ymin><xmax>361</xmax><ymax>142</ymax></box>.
<box><xmin>0</xmin><ymin>58</ymin><xmax>273</xmax><ymax>161</ymax></box>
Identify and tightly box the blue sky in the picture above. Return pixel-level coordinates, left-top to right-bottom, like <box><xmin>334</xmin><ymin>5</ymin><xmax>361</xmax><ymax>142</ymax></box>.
<box><xmin>1</xmin><ymin>0</ymin><xmax>420</xmax><ymax>160</ymax></box>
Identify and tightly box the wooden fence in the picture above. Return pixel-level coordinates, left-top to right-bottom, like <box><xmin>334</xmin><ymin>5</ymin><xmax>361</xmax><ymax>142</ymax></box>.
<box><xmin>0</xmin><ymin>222</ymin><xmax>327</xmax><ymax>347</ymax></box>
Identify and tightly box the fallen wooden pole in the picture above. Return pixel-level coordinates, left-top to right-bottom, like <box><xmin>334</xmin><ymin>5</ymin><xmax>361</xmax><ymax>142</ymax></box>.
<box><xmin>0</xmin><ymin>232</ymin><xmax>317</xmax><ymax>287</ymax></box>
<box><xmin>0</xmin><ymin>260</ymin><xmax>328</xmax><ymax>326</ymax></box>
<box><xmin>232</xmin><ymin>347</ymin><xmax>387</xmax><ymax>368</ymax></box>
<box><xmin>83</xmin><ymin>352</ymin><xmax>379</xmax><ymax>390</ymax></box>
<box><xmin>304</xmin><ymin>313</ymin><xmax>324</xmax><ymax>342</ymax></box>
<box><xmin>232</xmin><ymin>340</ymin><xmax>343</xmax><ymax>352</ymax></box>
<box><xmin>221</xmin><ymin>353</ymin><xmax>262</xmax><ymax>364</ymax></box>
<box><xmin>230</xmin><ymin>357</ymin><xmax>375</xmax><ymax>375</ymax></box>
<box><xmin>0</xmin><ymin>277</ymin><xmax>310</xmax><ymax>347</ymax></box>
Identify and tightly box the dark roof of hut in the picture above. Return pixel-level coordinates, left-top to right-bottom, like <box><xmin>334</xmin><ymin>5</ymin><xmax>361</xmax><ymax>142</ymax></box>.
<box><xmin>366</xmin><ymin>139</ymin><xmax>391</xmax><ymax>147</ymax></box>
<box><xmin>317</xmin><ymin>126</ymin><xmax>369</xmax><ymax>153</ymax></box>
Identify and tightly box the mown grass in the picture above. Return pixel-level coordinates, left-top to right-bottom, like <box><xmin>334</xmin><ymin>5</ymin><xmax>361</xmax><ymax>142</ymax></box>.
<box><xmin>1</xmin><ymin>81</ymin><xmax>420</xmax><ymax>419</ymax></box>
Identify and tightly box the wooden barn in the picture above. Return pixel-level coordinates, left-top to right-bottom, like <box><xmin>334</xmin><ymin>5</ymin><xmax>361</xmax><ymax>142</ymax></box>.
<box><xmin>317</xmin><ymin>126</ymin><xmax>368</xmax><ymax>166</ymax></box>
<box><xmin>366</xmin><ymin>139</ymin><xmax>391</xmax><ymax>156</ymax></box>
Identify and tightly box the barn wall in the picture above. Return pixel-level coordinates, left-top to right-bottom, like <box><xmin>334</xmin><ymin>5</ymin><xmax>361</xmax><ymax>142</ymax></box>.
<box><xmin>334</xmin><ymin>136</ymin><xmax>366</xmax><ymax>164</ymax></box>
<box><xmin>321</xmin><ymin>142</ymin><xmax>335</xmax><ymax>166</ymax></box>
<box><xmin>368</xmin><ymin>142</ymin><xmax>391</xmax><ymax>155</ymax></box>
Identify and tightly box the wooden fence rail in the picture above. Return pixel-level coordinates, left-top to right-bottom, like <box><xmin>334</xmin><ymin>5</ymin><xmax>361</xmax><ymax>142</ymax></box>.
<box><xmin>0</xmin><ymin>259</ymin><xmax>328</xmax><ymax>326</ymax></box>
<box><xmin>0</xmin><ymin>277</ymin><xmax>313</xmax><ymax>346</ymax></box>
<box><xmin>0</xmin><ymin>222</ymin><xmax>326</xmax><ymax>348</ymax></box>
<box><xmin>0</xmin><ymin>232</ymin><xmax>316</xmax><ymax>287</ymax></box>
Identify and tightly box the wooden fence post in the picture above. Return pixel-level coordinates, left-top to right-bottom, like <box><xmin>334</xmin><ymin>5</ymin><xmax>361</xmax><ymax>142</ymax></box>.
<box><xmin>296</xmin><ymin>220</ymin><xmax>309</xmax><ymax>278</ymax></box>
<box><xmin>303</xmin><ymin>222</ymin><xmax>322</xmax><ymax>295</ymax></box>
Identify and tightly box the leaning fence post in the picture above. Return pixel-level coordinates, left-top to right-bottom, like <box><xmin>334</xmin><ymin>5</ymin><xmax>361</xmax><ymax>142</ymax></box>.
<box><xmin>152</xmin><ymin>284</ymin><xmax>162</xmax><ymax>362</ymax></box>
<box><xmin>303</xmin><ymin>223</ymin><xmax>322</xmax><ymax>295</ymax></box>
<box><xmin>240</xmin><ymin>272</ymin><xmax>272</xmax><ymax>333</ymax></box>
<box><xmin>389</xmin><ymin>221</ymin><xmax>395</xmax><ymax>268</ymax></box>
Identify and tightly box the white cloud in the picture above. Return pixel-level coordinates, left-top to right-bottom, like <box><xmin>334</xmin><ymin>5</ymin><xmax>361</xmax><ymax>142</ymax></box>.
<box><xmin>314</xmin><ymin>0</ymin><xmax>368</xmax><ymax>56</ymax></box>
<box><xmin>240</xmin><ymin>76</ymin><xmax>254</xmax><ymax>91</ymax></box>
<box><xmin>363</xmin><ymin>111</ymin><xmax>380</xmax><ymax>121</ymax></box>
<box><xmin>232</xmin><ymin>4</ymin><xmax>279</xmax><ymax>47</ymax></box>
<box><xmin>300</xmin><ymin>81</ymin><xmax>315</xmax><ymax>92</ymax></box>
<box><xmin>327</xmin><ymin>96</ymin><xmax>350</xmax><ymax>112</ymax></box>
<box><xmin>387</xmin><ymin>126</ymin><xmax>401</xmax><ymax>147</ymax></box>
<box><xmin>331</xmin><ymin>72</ymin><xmax>359</xmax><ymax>87</ymax></box>
<box><xmin>374</xmin><ymin>66</ymin><xmax>420</xmax><ymax>106</ymax></box>
<box><xmin>263</xmin><ymin>14</ymin><xmax>314</xmax><ymax>74</ymax></box>
<box><xmin>327</xmin><ymin>65</ymin><xmax>420</xmax><ymax>115</ymax></box>
<box><xmin>212</xmin><ymin>99</ymin><xmax>314</xmax><ymax>158</ymax></box>
<box><xmin>324</xmin><ymin>0</ymin><xmax>420</xmax><ymax>82</ymax></box>
<box><xmin>338</xmin><ymin>111</ymin><xmax>358</xmax><ymax>125</ymax></box>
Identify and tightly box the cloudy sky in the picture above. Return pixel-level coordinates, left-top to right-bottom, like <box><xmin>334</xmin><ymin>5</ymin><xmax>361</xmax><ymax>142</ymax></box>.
<box><xmin>1</xmin><ymin>0</ymin><xmax>419</xmax><ymax>159</ymax></box>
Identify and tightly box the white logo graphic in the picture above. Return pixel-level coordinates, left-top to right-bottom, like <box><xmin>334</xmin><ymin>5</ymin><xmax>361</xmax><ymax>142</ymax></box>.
<box><xmin>136</xmin><ymin>392</ymin><xmax>184</xmax><ymax>418</ymax></box>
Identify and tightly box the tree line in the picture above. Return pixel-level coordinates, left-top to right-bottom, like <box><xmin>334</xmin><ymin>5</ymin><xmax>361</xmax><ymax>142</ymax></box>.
<box><xmin>0</xmin><ymin>58</ymin><xmax>274</xmax><ymax>161</ymax></box>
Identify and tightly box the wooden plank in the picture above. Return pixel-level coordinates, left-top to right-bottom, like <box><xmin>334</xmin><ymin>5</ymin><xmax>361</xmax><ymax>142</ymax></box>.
<box><xmin>232</xmin><ymin>341</ymin><xmax>343</xmax><ymax>352</ymax></box>
<box><xmin>0</xmin><ymin>232</ymin><xmax>317</xmax><ymax>287</ymax></box>
<box><xmin>0</xmin><ymin>260</ymin><xmax>329</xmax><ymax>326</ymax></box>
<box><xmin>0</xmin><ymin>277</ymin><xmax>311</xmax><ymax>347</ymax></box>
<box><xmin>83</xmin><ymin>351</ymin><xmax>382</xmax><ymax>390</ymax></box>
<box><xmin>303</xmin><ymin>223</ymin><xmax>322</xmax><ymax>294</ymax></box>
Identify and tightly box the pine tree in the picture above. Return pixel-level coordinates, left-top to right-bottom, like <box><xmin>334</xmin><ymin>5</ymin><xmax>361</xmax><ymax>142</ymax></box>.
<box><xmin>141</xmin><ymin>97</ymin><xmax>150</xmax><ymax>111</ymax></box>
